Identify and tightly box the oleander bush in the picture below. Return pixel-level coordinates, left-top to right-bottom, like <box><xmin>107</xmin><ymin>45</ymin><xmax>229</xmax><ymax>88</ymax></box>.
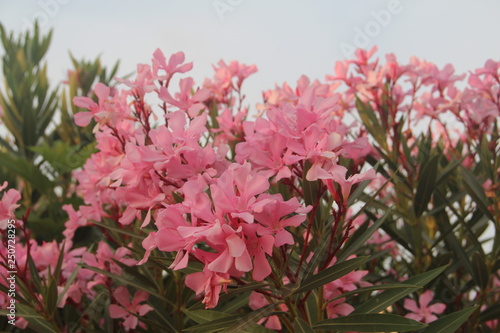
<box><xmin>0</xmin><ymin>24</ymin><xmax>499</xmax><ymax>332</ymax></box>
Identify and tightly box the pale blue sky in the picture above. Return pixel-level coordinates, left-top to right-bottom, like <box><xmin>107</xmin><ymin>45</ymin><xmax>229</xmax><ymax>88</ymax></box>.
<box><xmin>1</xmin><ymin>0</ymin><xmax>500</xmax><ymax>106</ymax></box>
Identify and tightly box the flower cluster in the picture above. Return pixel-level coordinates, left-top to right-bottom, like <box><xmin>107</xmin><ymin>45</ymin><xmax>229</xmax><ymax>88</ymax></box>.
<box><xmin>1</xmin><ymin>46</ymin><xmax>499</xmax><ymax>332</ymax></box>
<box><xmin>67</xmin><ymin>48</ymin><xmax>373</xmax><ymax>312</ymax></box>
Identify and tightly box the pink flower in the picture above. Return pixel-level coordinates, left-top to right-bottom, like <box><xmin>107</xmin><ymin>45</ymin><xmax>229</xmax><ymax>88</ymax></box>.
<box><xmin>204</xmin><ymin>221</ymin><xmax>253</xmax><ymax>274</ymax></box>
<box><xmin>152</xmin><ymin>49</ymin><xmax>193</xmax><ymax>82</ymax></box>
<box><xmin>0</xmin><ymin>182</ymin><xmax>21</xmax><ymax>230</ymax></box>
<box><xmin>324</xmin><ymin>289</ymin><xmax>355</xmax><ymax>319</ymax></box>
<box><xmin>82</xmin><ymin>242</ymin><xmax>137</xmax><ymax>290</ymax></box>
<box><xmin>73</xmin><ymin>82</ymin><xmax>111</xmax><ymax>127</ymax></box>
<box><xmin>212</xmin><ymin>107</ymin><xmax>247</xmax><ymax>146</ymax></box>
<box><xmin>159</xmin><ymin>77</ymin><xmax>210</xmax><ymax>118</ymax></box>
<box><xmin>117</xmin><ymin>63</ymin><xmax>156</xmax><ymax>97</ymax></box>
<box><xmin>203</xmin><ymin>60</ymin><xmax>257</xmax><ymax>106</ymax></box>
<box><xmin>109</xmin><ymin>286</ymin><xmax>153</xmax><ymax>331</ymax></box>
<box><xmin>404</xmin><ymin>290</ymin><xmax>445</xmax><ymax>323</ymax></box>
<box><xmin>240</xmin><ymin>224</ymin><xmax>274</xmax><ymax>281</ymax></box>
<box><xmin>62</xmin><ymin>204</ymin><xmax>88</xmax><ymax>242</ymax></box>
<box><xmin>324</xmin><ymin>256</ymin><xmax>370</xmax><ymax>293</ymax></box>
<box><xmin>211</xmin><ymin>162</ymin><xmax>270</xmax><ymax>224</ymax></box>
<box><xmin>323</xmin><ymin>166</ymin><xmax>376</xmax><ymax>205</ymax></box>
<box><xmin>185</xmin><ymin>268</ymin><xmax>232</xmax><ymax>309</ymax></box>
<box><xmin>253</xmin><ymin>194</ymin><xmax>310</xmax><ymax>247</ymax></box>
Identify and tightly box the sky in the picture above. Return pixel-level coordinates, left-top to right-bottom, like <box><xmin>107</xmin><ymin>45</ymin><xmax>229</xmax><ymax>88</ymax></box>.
<box><xmin>1</xmin><ymin>0</ymin><xmax>500</xmax><ymax>107</ymax></box>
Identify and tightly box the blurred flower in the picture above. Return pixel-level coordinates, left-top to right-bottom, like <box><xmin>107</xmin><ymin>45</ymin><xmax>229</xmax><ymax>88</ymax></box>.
<box><xmin>404</xmin><ymin>290</ymin><xmax>445</xmax><ymax>323</ymax></box>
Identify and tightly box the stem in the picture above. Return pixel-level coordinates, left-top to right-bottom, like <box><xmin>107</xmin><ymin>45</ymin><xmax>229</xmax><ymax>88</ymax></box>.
<box><xmin>295</xmin><ymin>194</ymin><xmax>322</xmax><ymax>279</ymax></box>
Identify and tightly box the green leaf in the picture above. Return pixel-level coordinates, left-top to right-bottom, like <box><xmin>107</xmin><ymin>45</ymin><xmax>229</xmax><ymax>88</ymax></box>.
<box><xmin>222</xmin><ymin>303</ymin><xmax>277</xmax><ymax>333</ymax></box>
<box><xmin>337</xmin><ymin>210</ymin><xmax>390</xmax><ymax>262</ymax></box>
<box><xmin>356</xmin><ymin>97</ymin><xmax>385</xmax><ymax>148</ymax></box>
<box><xmin>53</xmin><ymin>242</ymin><xmax>66</xmax><ymax>282</ymax></box>
<box><xmin>432</xmin><ymin>210</ymin><xmax>477</xmax><ymax>286</ymax></box>
<box><xmin>17</xmin><ymin>303</ymin><xmax>58</xmax><ymax>333</ymax></box>
<box><xmin>220</xmin><ymin>290</ymin><xmax>254</xmax><ymax>313</ymax></box>
<box><xmin>435</xmin><ymin>158</ymin><xmax>463</xmax><ymax>186</ymax></box>
<box><xmin>479</xmin><ymin>303</ymin><xmax>500</xmax><ymax>323</ymax></box>
<box><xmin>293</xmin><ymin>318</ymin><xmax>315</xmax><ymax>333</ymax></box>
<box><xmin>301</xmin><ymin>226</ymin><xmax>333</xmax><ymax>282</ymax></box>
<box><xmin>419</xmin><ymin>306</ymin><xmax>477</xmax><ymax>333</ymax></box>
<box><xmin>80</xmin><ymin>265</ymin><xmax>169</xmax><ymax>304</ymax></box>
<box><xmin>182</xmin><ymin>315</ymin><xmax>245</xmax><ymax>332</ymax></box>
<box><xmin>92</xmin><ymin>221</ymin><xmax>145</xmax><ymax>240</ymax></box>
<box><xmin>29</xmin><ymin>140</ymin><xmax>97</xmax><ymax>173</ymax></box>
<box><xmin>294</xmin><ymin>256</ymin><xmax>368</xmax><ymax>295</ymax></box>
<box><xmin>328</xmin><ymin>283</ymin><xmax>421</xmax><ymax>302</ymax></box>
<box><xmin>243</xmin><ymin>325</ymin><xmax>275</xmax><ymax>333</ymax></box>
<box><xmin>56</xmin><ymin>265</ymin><xmax>79</xmax><ymax>308</ymax></box>
<box><xmin>112</xmin><ymin>259</ymin><xmax>158</xmax><ymax>293</ymax></box>
<box><xmin>212</xmin><ymin>283</ymin><xmax>268</xmax><ymax>310</ymax></box>
<box><xmin>346</xmin><ymin>178</ymin><xmax>371</xmax><ymax>207</ymax></box>
<box><xmin>471</xmin><ymin>251</ymin><xmax>488</xmax><ymax>290</ymax></box>
<box><xmin>313</xmin><ymin>314</ymin><xmax>426</xmax><ymax>332</ymax></box>
<box><xmin>183</xmin><ymin>304</ymin><xmax>277</xmax><ymax>333</ymax></box>
<box><xmin>460</xmin><ymin>166</ymin><xmax>494</xmax><ymax>221</ymax></box>
<box><xmin>414</xmin><ymin>154</ymin><xmax>440</xmax><ymax>217</ymax></box>
<box><xmin>353</xmin><ymin>266</ymin><xmax>447</xmax><ymax>314</ymax></box>
<box><xmin>183</xmin><ymin>309</ymin><xmax>231</xmax><ymax>324</ymax></box>
<box><xmin>27</xmin><ymin>255</ymin><xmax>43</xmax><ymax>294</ymax></box>
<box><xmin>0</xmin><ymin>151</ymin><xmax>53</xmax><ymax>194</ymax></box>
<box><xmin>45</xmin><ymin>272</ymin><xmax>59</xmax><ymax>318</ymax></box>
<box><xmin>301</xmin><ymin>160</ymin><xmax>322</xmax><ymax>230</ymax></box>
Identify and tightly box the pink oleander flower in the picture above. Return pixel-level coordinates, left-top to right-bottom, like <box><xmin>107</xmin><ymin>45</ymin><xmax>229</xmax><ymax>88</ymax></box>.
<box><xmin>73</xmin><ymin>82</ymin><xmax>110</xmax><ymax>127</ymax></box>
<box><xmin>152</xmin><ymin>49</ymin><xmax>193</xmax><ymax>82</ymax></box>
<box><xmin>322</xmin><ymin>166</ymin><xmax>376</xmax><ymax>205</ymax></box>
<box><xmin>62</xmin><ymin>204</ymin><xmax>88</xmax><ymax>242</ymax></box>
<box><xmin>324</xmin><ymin>289</ymin><xmax>355</xmax><ymax>319</ymax></box>
<box><xmin>236</xmin><ymin>84</ymin><xmax>356</xmax><ymax>181</ymax></box>
<box><xmin>203</xmin><ymin>60</ymin><xmax>257</xmax><ymax>101</ymax></box>
<box><xmin>117</xmin><ymin>63</ymin><xmax>156</xmax><ymax>97</ymax></box>
<box><xmin>325</xmin><ymin>256</ymin><xmax>371</xmax><ymax>293</ymax></box>
<box><xmin>159</xmin><ymin>77</ymin><xmax>210</xmax><ymax>118</ymax></box>
<box><xmin>109</xmin><ymin>286</ymin><xmax>153</xmax><ymax>331</ymax></box>
<box><xmin>82</xmin><ymin>242</ymin><xmax>137</xmax><ymax>290</ymax></box>
<box><xmin>0</xmin><ymin>182</ymin><xmax>21</xmax><ymax>230</ymax></box>
<box><xmin>185</xmin><ymin>267</ymin><xmax>232</xmax><ymax>309</ymax></box>
<box><xmin>213</xmin><ymin>107</ymin><xmax>248</xmax><ymax>146</ymax></box>
<box><xmin>404</xmin><ymin>290</ymin><xmax>445</xmax><ymax>323</ymax></box>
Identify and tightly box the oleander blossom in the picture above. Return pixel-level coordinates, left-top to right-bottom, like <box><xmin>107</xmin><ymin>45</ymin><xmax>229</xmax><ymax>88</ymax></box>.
<box><xmin>40</xmin><ymin>47</ymin><xmax>498</xmax><ymax>331</ymax></box>
<box><xmin>404</xmin><ymin>290</ymin><xmax>446</xmax><ymax>323</ymax></box>
<box><xmin>63</xmin><ymin>48</ymin><xmax>379</xmax><ymax>311</ymax></box>
<box><xmin>109</xmin><ymin>286</ymin><xmax>153</xmax><ymax>331</ymax></box>
<box><xmin>0</xmin><ymin>182</ymin><xmax>21</xmax><ymax>230</ymax></box>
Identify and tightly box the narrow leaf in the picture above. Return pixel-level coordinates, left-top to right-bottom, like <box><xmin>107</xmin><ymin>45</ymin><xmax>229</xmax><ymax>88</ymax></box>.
<box><xmin>461</xmin><ymin>166</ymin><xmax>494</xmax><ymax>221</ymax></box>
<box><xmin>313</xmin><ymin>314</ymin><xmax>426</xmax><ymax>332</ymax></box>
<box><xmin>419</xmin><ymin>306</ymin><xmax>477</xmax><ymax>333</ymax></box>
<box><xmin>414</xmin><ymin>154</ymin><xmax>439</xmax><ymax>217</ymax></box>
<box><xmin>222</xmin><ymin>303</ymin><xmax>277</xmax><ymax>333</ymax></box>
<box><xmin>337</xmin><ymin>210</ymin><xmax>390</xmax><ymax>261</ymax></box>
<box><xmin>293</xmin><ymin>318</ymin><xmax>315</xmax><ymax>333</ymax></box>
<box><xmin>182</xmin><ymin>309</ymin><xmax>231</xmax><ymax>324</ymax></box>
<box><xmin>294</xmin><ymin>256</ymin><xmax>368</xmax><ymax>295</ymax></box>
<box><xmin>353</xmin><ymin>266</ymin><xmax>447</xmax><ymax>314</ymax></box>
